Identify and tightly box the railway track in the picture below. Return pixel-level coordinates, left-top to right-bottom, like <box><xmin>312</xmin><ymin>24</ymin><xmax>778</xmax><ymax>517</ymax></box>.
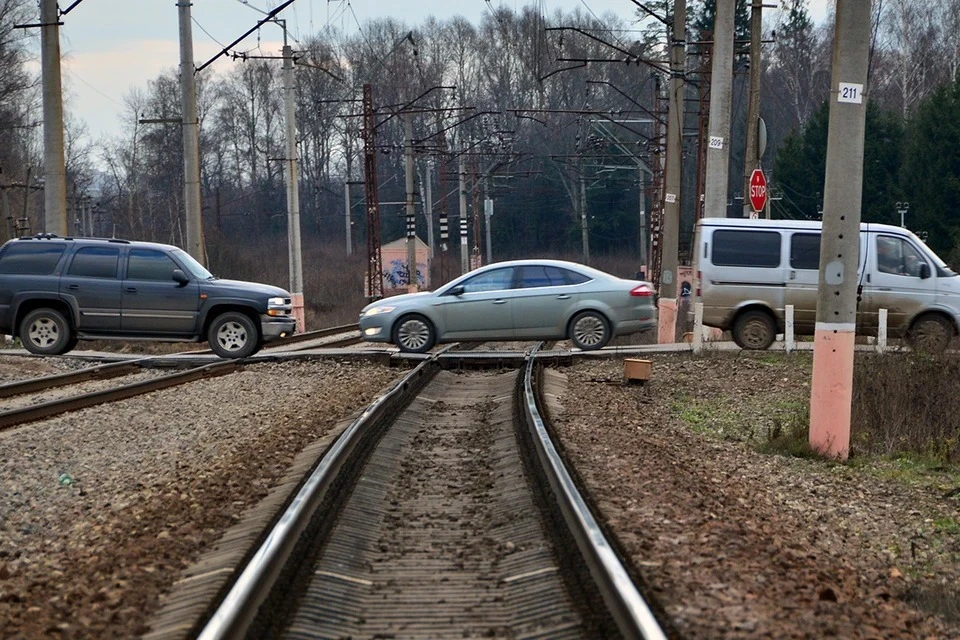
<box><xmin>0</xmin><ymin>359</ymin><xmax>241</xmax><ymax>430</ymax></box>
<box><xmin>144</xmin><ymin>345</ymin><xmax>668</xmax><ymax>640</ymax></box>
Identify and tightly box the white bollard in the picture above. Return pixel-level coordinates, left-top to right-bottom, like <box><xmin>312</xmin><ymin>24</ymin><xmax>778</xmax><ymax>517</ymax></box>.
<box><xmin>877</xmin><ymin>308</ymin><xmax>887</xmax><ymax>353</ymax></box>
<box><xmin>785</xmin><ymin>305</ymin><xmax>795</xmax><ymax>353</ymax></box>
<box><xmin>693</xmin><ymin>302</ymin><xmax>704</xmax><ymax>354</ymax></box>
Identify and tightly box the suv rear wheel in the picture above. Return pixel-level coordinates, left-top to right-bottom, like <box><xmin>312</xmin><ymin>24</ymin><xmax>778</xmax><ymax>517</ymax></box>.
<box><xmin>208</xmin><ymin>312</ymin><xmax>261</xmax><ymax>359</ymax></box>
<box><xmin>20</xmin><ymin>308</ymin><xmax>74</xmax><ymax>356</ymax></box>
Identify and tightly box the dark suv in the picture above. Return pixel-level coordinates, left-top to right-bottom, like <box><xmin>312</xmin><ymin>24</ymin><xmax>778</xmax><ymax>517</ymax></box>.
<box><xmin>0</xmin><ymin>234</ymin><xmax>297</xmax><ymax>358</ymax></box>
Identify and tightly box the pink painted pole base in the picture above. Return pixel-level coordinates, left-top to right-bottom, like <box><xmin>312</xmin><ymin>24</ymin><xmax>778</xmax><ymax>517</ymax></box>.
<box><xmin>657</xmin><ymin>298</ymin><xmax>677</xmax><ymax>344</ymax></box>
<box><xmin>291</xmin><ymin>292</ymin><xmax>306</xmax><ymax>334</ymax></box>
<box><xmin>809</xmin><ymin>327</ymin><xmax>856</xmax><ymax>460</ymax></box>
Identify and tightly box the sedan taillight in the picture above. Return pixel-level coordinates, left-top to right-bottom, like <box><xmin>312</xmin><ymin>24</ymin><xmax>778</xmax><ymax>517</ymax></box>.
<box><xmin>629</xmin><ymin>284</ymin><xmax>654</xmax><ymax>297</ymax></box>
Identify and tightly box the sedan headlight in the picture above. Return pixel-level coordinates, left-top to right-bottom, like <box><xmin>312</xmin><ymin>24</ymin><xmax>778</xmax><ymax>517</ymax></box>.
<box><xmin>363</xmin><ymin>305</ymin><xmax>396</xmax><ymax>317</ymax></box>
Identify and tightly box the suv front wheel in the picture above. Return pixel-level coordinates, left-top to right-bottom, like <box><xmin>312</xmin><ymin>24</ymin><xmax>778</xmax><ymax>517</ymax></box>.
<box><xmin>20</xmin><ymin>308</ymin><xmax>74</xmax><ymax>356</ymax></box>
<box><xmin>208</xmin><ymin>312</ymin><xmax>261</xmax><ymax>359</ymax></box>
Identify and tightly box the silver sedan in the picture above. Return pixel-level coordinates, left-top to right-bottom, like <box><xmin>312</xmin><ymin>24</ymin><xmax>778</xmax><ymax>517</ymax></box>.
<box><xmin>359</xmin><ymin>259</ymin><xmax>656</xmax><ymax>352</ymax></box>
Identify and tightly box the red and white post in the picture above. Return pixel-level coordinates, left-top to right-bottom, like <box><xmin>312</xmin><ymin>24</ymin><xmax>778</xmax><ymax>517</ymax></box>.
<box><xmin>808</xmin><ymin>0</ymin><xmax>873</xmax><ymax>460</ymax></box>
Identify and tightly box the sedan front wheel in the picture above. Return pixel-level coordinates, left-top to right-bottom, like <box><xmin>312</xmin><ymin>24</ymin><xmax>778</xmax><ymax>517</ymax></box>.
<box><xmin>393</xmin><ymin>314</ymin><xmax>436</xmax><ymax>353</ymax></box>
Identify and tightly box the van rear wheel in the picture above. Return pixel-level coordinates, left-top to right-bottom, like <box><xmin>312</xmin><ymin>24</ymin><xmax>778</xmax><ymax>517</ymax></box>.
<box><xmin>732</xmin><ymin>310</ymin><xmax>776</xmax><ymax>350</ymax></box>
<box><xmin>908</xmin><ymin>314</ymin><xmax>952</xmax><ymax>354</ymax></box>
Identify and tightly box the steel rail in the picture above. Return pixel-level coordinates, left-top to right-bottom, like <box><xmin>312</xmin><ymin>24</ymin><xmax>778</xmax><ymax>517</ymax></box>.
<box><xmin>0</xmin><ymin>361</ymin><xmax>240</xmax><ymax>430</ymax></box>
<box><xmin>188</xmin><ymin>323</ymin><xmax>361</xmax><ymax>356</ymax></box>
<box><xmin>0</xmin><ymin>358</ymin><xmax>153</xmax><ymax>398</ymax></box>
<box><xmin>194</xmin><ymin>346</ymin><xmax>449</xmax><ymax>640</ymax></box>
<box><xmin>521</xmin><ymin>342</ymin><xmax>667</xmax><ymax>640</ymax></box>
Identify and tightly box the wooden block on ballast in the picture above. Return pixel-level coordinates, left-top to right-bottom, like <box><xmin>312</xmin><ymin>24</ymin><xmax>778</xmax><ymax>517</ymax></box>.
<box><xmin>623</xmin><ymin>358</ymin><xmax>652</xmax><ymax>384</ymax></box>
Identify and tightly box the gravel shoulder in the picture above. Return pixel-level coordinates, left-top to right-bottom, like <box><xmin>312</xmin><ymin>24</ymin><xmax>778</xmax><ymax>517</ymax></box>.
<box><xmin>549</xmin><ymin>351</ymin><xmax>960</xmax><ymax>639</ymax></box>
<box><xmin>0</xmin><ymin>358</ymin><xmax>401</xmax><ymax>639</ymax></box>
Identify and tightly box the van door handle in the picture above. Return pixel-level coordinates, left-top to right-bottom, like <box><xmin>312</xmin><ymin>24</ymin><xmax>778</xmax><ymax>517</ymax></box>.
<box><xmin>492</xmin><ymin>299</ymin><xmax>507</xmax><ymax>305</ymax></box>
<box><xmin>789</xmin><ymin>270</ymin><xmax>796</xmax><ymax>280</ymax></box>
<box><xmin>879</xmin><ymin>287</ymin><xmax>892</xmax><ymax>291</ymax></box>
<box><xmin>125</xmin><ymin>287</ymin><xmax>138</xmax><ymax>293</ymax></box>
<box><xmin>555</xmin><ymin>294</ymin><xmax>571</xmax><ymax>300</ymax></box>
<box><xmin>66</xmin><ymin>284</ymin><xmax>80</xmax><ymax>291</ymax></box>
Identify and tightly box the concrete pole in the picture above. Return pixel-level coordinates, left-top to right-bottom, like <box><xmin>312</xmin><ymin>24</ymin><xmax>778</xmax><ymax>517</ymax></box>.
<box><xmin>178</xmin><ymin>0</ymin><xmax>205</xmax><ymax>264</ymax></box>
<box><xmin>344</xmin><ymin>154</ymin><xmax>352</xmax><ymax>255</ymax></box>
<box><xmin>40</xmin><ymin>0</ymin><xmax>67</xmax><ymax>236</ymax></box>
<box><xmin>742</xmin><ymin>0</ymin><xmax>763</xmax><ymax>218</ymax></box>
<box><xmin>704</xmin><ymin>0</ymin><xmax>735</xmax><ymax>219</ymax></box>
<box><xmin>639</xmin><ymin>165</ymin><xmax>648</xmax><ymax>275</ymax></box>
<box><xmin>659</xmin><ymin>0</ymin><xmax>686</xmax><ymax>343</ymax></box>
<box><xmin>421</xmin><ymin>162</ymin><xmax>435</xmax><ymax>258</ymax></box>
<box><xmin>282</xmin><ymin>44</ymin><xmax>305</xmax><ymax>332</ymax></box>
<box><xmin>808</xmin><ymin>0</ymin><xmax>873</xmax><ymax>461</ymax></box>
<box><xmin>459</xmin><ymin>151</ymin><xmax>469</xmax><ymax>274</ymax></box>
<box><xmin>404</xmin><ymin>112</ymin><xmax>418</xmax><ymax>292</ymax></box>
<box><xmin>579</xmin><ymin>168</ymin><xmax>590</xmax><ymax>265</ymax></box>
<box><xmin>483</xmin><ymin>177</ymin><xmax>492</xmax><ymax>264</ymax></box>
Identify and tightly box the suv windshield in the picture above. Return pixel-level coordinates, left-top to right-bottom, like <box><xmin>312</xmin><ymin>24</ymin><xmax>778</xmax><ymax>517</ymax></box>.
<box><xmin>173</xmin><ymin>249</ymin><xmax>215</xmax><ymax>280</ymax></box>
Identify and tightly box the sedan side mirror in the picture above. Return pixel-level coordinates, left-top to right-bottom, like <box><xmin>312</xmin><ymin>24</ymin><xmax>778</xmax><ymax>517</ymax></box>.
<box><xmin>172</xmin><ymin>269</ymin><xmax>190</xmax><ymax>286</ymax></box>
<box><xmin>448</xmin><ymin>285</ymin><xmax>465</xmax><ymax>296</ymax></box>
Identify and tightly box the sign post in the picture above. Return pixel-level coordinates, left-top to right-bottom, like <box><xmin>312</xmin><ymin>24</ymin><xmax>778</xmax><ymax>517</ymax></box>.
<box><xmin>749</xmin><ymin>169</ymin><xmax>767</xmax><ymax>216</ymax></box>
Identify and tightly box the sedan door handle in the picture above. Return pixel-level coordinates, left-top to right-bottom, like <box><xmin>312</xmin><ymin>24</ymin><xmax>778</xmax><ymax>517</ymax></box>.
<box><xmin>555</xmin><ymin>294</ymin><xmax>571</xmax><ymax>300</ymax></box>
<box><xmin>492</xmin><ymin>299</ymin><xmax>507</xmax><ymax>305</ymax></box>
<box><xmin>66</xmin><ymin>284</ymin><xmax>80</xmax><ymax>291</ymax></box>
<box><xmin>125</xmin><ymin>287</ymin><xmax>138</xmax><ymax>293</ymax></box>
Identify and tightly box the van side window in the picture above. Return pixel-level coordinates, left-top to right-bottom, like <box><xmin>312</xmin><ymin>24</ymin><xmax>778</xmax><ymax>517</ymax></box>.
<box><xmin>877</xmin><ymin>236</ymin><xmax>926</xmax><ymax>277</ymax></box>
<box><xmin>790</xmin><ymin>233</ymin><xmax>820</xmax><ymax>270</ymax></box>
<box><xmin>711</xmin><ymin>230</ymin><xmax>780</xmax><ymax>267</ymax></box>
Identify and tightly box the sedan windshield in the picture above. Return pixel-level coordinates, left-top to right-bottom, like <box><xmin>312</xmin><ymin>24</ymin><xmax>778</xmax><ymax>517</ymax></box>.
<box><xmin>173</xmin><ymin>249</ymin><xmax>215</xmax><ymax>280</ymax></box>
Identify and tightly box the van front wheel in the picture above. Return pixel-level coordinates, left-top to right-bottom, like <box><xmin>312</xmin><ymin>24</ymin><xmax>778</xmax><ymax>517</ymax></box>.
<box><xmin>908</xmin><ymin>314</ymin><xmax>953</xmax><ymax>354</ymax></box>
<box><xmin>732</xmin><ymin>310</ymin><xmax>776</xmax><ymax>350</ymax></box>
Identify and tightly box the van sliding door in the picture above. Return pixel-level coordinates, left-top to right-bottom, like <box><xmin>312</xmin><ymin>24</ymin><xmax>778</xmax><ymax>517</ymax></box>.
<box><xmin>784</xmin><ymin>232</ymin><xmax>820</xmax><ymax>333</ymax></box>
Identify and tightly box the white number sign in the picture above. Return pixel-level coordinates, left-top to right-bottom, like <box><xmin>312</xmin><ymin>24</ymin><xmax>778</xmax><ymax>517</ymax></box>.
<box><xmin>838</xmin><ymin>82</ymin><xmax>863</xmax><ymax>104</ymax></box>
<box><xmin>708</xmin><ymin>136</ymin><xmax>724</xmax><ymax>149</ymax></box>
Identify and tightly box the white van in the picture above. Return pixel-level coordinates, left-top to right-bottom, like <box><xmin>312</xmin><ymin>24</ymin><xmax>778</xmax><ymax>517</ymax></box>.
<box><xmin>692</xmin><ymin>218</ymin><xmax>960</xmax><ymax>351</ymax></box>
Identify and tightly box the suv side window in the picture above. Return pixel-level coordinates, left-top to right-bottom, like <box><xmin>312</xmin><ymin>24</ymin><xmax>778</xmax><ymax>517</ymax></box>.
<box><xmin>0</xmin><ymin>243</ymin><xmax>66</xmax><ymax>275</ymax></box>
<box><xmin>711</xmin><ymin>230</ymin><xmax>781</xmax><ymax>267</ymax></box>
<box><xmin>127</xmin><ymin>249</ymin><xmax>178</xmax><ymax>281</ymax></box>
<box><xmin>67</xmin><ymin>246</ymin><xmax>120</xmax><ymax>278</ymax></box>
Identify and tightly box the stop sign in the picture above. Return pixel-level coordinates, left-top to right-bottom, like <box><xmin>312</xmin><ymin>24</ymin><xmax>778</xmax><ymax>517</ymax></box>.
<box><xmin>749</xmin><ymin>169</ymin><xmax>768</xmax><ymax>213</ymax></box>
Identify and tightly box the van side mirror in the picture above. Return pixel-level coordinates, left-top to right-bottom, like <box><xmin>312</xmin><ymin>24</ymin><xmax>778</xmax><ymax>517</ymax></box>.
<box><xmin>919</xmin><ymin>263</ymin><xmax>931</xmax><ymax>279</ymax></box>
<box><xmin>172</xmin><ymin>269</ymin><xmax>189</xmax><ymax>286</ymax></box>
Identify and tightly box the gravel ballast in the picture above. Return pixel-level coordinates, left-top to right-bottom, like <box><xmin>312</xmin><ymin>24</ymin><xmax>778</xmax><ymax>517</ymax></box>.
<box><xmin>0</xmin><ymin>357</ymin><xmax>401</xmax><ymax>639</ymax></box>
<box><xmin>549</xmin><ymin>352</ymin><xmax>960</xmax><ymax>638</ymax></box>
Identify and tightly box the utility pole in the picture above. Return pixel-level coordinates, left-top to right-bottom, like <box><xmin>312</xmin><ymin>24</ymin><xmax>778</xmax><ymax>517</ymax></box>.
<box><xmin>404</xmin><ymin>112</ymin><xmax>418</xmax><ymax>292</ymax></box>
<box><xmin>809</xmin><ymin>0</ymin><xmax>873</xmax><ymax>461</ymax></box>
<box><xmin>579</xmin><ymin>167</ymin><xmax>590</xmax><ymax>264</ymax></box>
<box><xmin>659</xmin><ymin>0</ymin><xmax>686</xmax><ymax>343</ymax></box>
<box><xmin>362</xmin><ymin>84</ymin><xmax>384</xmax><ymax>301</ymax></box>
<box><xmin>282</xmin><ymin>42</ymin><xmax>305</xmax><ymax>331</ymax></box>
<box><xmin>703</xmin><ymin>0</ymin><xmax>735</xmax><ymax>219</ymax></box>
<box><xmin>742</xmin><ymin>0</ymin><xmax>764</xmax><ymax>218</ymax></box>
<box><xmin>459</xmin><ymin>150</ymin><xmax>469</xmax><ymax>274</ymax></box>
<box><xmin>483</xmin><ymin>177</ymin><xmax>493</xmax><ymax>264</ymax></box>
<box><xmin>420</xmin><ymin>164</ymin><xmax>435</xmax><ymax>258</ymax></box>
<box><xmin>639</xmin><ymin>165</ymin><xmax>647</xmax><ymax>274</ymax></box>
<box><xmin>178</xmin><ymin>0</ymin><xmax>204</xmax><ymax>263</ymax></box>
<box><xmin>40</xmin><ymin>0</ymin><xmax>67</xmax><ymax>236</ymax></box>
<box><xmin>344</xmin><ymin>141</ymin><xmax>353</xmax><ymax>255</ymax></box>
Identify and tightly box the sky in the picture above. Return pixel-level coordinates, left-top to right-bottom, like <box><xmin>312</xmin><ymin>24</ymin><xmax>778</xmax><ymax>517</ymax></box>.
<box><xmin>27</xmin><ymin>0</ymin><xmax>832</xmax><ymax>142</ymax></box>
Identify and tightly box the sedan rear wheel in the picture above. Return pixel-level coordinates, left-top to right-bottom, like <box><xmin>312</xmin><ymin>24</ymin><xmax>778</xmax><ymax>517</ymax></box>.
<box><xmin>394</xmin><ymin>314</ymin><xmax>435</xmax><ymax>353</ymax></box>
<box><xmin>569</xmin><ymin>311</ymin><xmax>610</xmax><ymax>350</ymax></box>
